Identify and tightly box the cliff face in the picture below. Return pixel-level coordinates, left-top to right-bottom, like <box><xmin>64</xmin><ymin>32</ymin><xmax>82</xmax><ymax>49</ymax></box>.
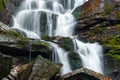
<box><xmin>75</xmin><ymin>0</ymin><xmax>120</xmax><ymax>77</ymax></box>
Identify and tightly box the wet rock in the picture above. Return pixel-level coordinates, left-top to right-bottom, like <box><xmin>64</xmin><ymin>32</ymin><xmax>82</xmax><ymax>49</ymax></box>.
<box><xmin>20</xmin><ymin>55</ymin><xmax>62</xmax><ymax>80</ymax></box>
<box><xmin>0</xmin><ymin>52</ymin><xmax>12</xmax><ymax>79</ymax></box>
<box><xmin>107</xmin><ymin>71</ymin><xmax>120</xmax><ymax>80</ymax></box>
<box><xmin>60</xmin><ymin>68</ymin><xmax>110</xmax><ymax>80</ymax></box>
<box><xmin>52</xmin><ymin>37</ymin><xmax>74</xmax><ymax>51</ymax></box>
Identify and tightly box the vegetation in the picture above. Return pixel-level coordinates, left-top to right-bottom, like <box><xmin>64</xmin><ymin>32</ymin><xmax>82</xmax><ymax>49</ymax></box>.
<box><xmin>58</xmin><ymin>37</ymin><xmax>74</xmax><ymax>51</ymax></box>
<box><xmin>72</xmin><ymin>6</ymin><xmax>81</xmax><ymax>20</ymax></box>
<box><xmin>101</xmin><ymin>35</ymin><xmax>120</xmax><ymax>60</ymax></box>
<box><xmin>4</xmin><ymin>30</ymin><xmax>29</xmax><ymax>47</ymax></box>
<box><xmin>0</xmin><ymin>0</ymin><xmax>3</xmax><ymax>11</ymax></box>
<box><xmin>103</xmin><ymin>4</ymin><xmax>115</xmax><ymax>14</ymax></box>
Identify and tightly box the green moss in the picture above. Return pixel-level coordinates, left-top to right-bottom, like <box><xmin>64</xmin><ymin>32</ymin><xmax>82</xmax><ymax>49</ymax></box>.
<box><xmin>4</xmin><ymin>30</ymin><xmax>29</xmax><ymax>47</ymax></box>
<box><xmin>103</xmin><ymin>4</ymin><xmax>115</xmax><ymax>14</ymax></box>
<box><xmin>101</xmin><ymin>36</ymin><xmax>120</xmax><ymax>60</ymax></box>
<box><xmin>72</xmin><ymin>6</ymin><xmax>82</xmax><ymax>20</ymax></box>
<box><xmin>93</xmin><ymin>27</ymin><xmax>103</xmax><ymax>34</ymax></box>
<box><xmin>68</xmin><ymin>51</ymin><xmax>82</xmax><ymax>70</ymax></box>
<box><xmin>59</xmin><ymin>37</ymin><xmax>74</xmax><ymax>51</ymax></box>
<box><xmin>35</xmin><ymin>41</ymin><xmax>49</xmax><ymax>47</ymax></box>
<box><xmin>0</xmin><ymin>0</ymin><xmax>3</xmax><ymax>11</ymax></box>
<box><xmin>41</xmin><ymin>35</ymin><xmax>51</xmax><ymax>41</ymax></box>
<box><xmin>102</xmin><ymin>35</ymin><xmax>120</xmax><ymax>45</ymax></box>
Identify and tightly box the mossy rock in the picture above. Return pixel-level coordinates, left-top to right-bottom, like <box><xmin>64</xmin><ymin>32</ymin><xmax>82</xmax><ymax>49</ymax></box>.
<box><xmin>41</xmin><ymin>35</ymin><xmax>51</xmax><ymax>41</ymax></box>
<box><xmin>57</xmin><ymin>37</ymin><xmax>74</xmax><ymax>51</ymax></box>
<box><xmin>3</xmin><ymin>30</ymin><xmax>29</xmax><ymax>47</ymax></box>
<box><xmin>72</xmin><ymin>6</ymin><xmax>82</xmax><ymax>20</ymax></box>
<box><xmin>33</xmin><ymin>41</ymin><xmax>51</xmax><ymax>53</ymax></box>
<box><xmin>68</xmin><ymin>51</ymin><xmax>82</xmax><ymax>70</ymax></box>
<box><xmin>101</xmin><ymin>35</ymin><xmax>120</xmax><ymax>60</ymax></box>
<box><xmin>103</xmin><ymin>4</ymin><xmax>115</xmax><ymax>14</ymax></box>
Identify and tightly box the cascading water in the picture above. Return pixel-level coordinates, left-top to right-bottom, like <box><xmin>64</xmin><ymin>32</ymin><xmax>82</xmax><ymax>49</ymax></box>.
<box><xmin>12</xmin><ymin>0</ymin><xmax>104</xmax><ymax>75</ymax></box>
<box><xmin>72</xmin><ymin>38</ymin><xmax>103</xmax><ymax>73</ymax></box>
<box><xmin>50</xmin><ymin>42</ymin><xmax>71</xmax><ymax>74</ymax></box>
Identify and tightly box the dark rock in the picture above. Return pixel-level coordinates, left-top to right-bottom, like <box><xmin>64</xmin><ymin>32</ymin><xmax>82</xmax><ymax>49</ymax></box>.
<box><xmin>52</xmin><ymin>36</ymin><xmax>74</xmax><ymax>51</ymax></box>
<box><xmin>60</xmin><ymin>68</ymin><xmax>110</xmax><ymax>80</ymax></box>
<box><xmin>20</xmin><ymin>55</ymin><xmax>62</xmax><ymax>80</ymax></box>
<box><xmin>0</xmin><ymin>52</ymin><xmax>12</xmax><ymax>79</ymax></box>
<box><xmin>107</xmin><ymin>71</ymin><xmax>120</xmax><ymax>80</ymax></box>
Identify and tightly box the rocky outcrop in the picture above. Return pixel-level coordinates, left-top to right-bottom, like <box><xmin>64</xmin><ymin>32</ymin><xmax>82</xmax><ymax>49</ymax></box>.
<box><xmin>60</xmin><ymin>68</ymin><xmax>110</xmax><ymax>80</ymax></box>
<box><xmin>75</xmin><ymin>0</ymin><xmax>120</xmax><ymax>78</ymax></box>
<box><xmin>20</xmin><ymin>55</ymin><xmax>62</xmax><ymax>80</ymax></box>
<box><xmin>0</xmin><ymin>0</ymin><xmax>23</xmax><ymax>24</ymax></box>
<box><xmin>75</xmin><ymin>0</ymin><xmax>120</xmax><ymax>33</ymax></box>
<box><xmin>0</xmin><ymin>52</ymin><xmax>12</xmax><ymax>79</ymax></box>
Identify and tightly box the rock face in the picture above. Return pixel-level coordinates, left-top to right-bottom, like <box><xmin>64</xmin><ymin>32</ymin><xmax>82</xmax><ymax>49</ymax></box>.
<box><xmin>75</xmin><ymin>0</ymin><xmax>120</xmax><ymax>77</ymax></box>
<box><xmin>76</xmin><ymin>0</ymin><xmax>120</xmax><ymax>33</ymax></box>
<box><xmin>0</xmin><ymin>52</ymin><xmax>12</xmax><ymax>79</ymax></box>
<box><xmin>60</xmin><ymin>68</ymin><xmax>110</xmax><ymax>80</ymax></box>
<box><xmin>20</xmin><ymin>55</ymin><xmax>62</xmax><ymax>80</ymax></box>
<box><xmin>0</xmin><ymin>0</ymin><xmax>23</xmax><ymax>24</ymax></box>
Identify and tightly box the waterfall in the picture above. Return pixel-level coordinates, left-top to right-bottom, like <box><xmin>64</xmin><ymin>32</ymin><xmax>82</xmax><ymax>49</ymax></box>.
<box><xmin>12</xmin><ymin>0</ymin><xmax>104</xmax><ymax>74</ymax></box>
<box><xmin>50</xmin><ymin>42</ymin><xmax>71</xmax><ymax>74</ymax></box>
<box><xmin>72</xmin><ymin>38</ymin><xmax>103</xmax><ymax>73</ymax></box>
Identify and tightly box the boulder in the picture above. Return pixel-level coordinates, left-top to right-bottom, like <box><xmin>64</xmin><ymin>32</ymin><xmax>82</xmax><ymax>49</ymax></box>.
<box><xmin>0</xmin><ymin>52</ymin><xmax>12</xmax><ymax>79</ymax></box>
<box><xmin>20</xmin><ymin>55</ymin><xmax>62</xmax><ymax>80</ymax></box>
<box><xmin>60</xmin><ymin>68</ymin><xmax>110</xmax><ymax>80</ymax></box>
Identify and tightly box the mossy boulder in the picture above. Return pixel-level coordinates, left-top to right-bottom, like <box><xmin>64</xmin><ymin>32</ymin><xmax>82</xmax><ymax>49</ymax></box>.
<box><xmin>52</xmin><ymin>37</ymin><xmax>74</xmax><ymax>51</ymax></box>
<box><xmin>68</xmin><ymin>51</ymin><xmax>82</xmax><ymax>70</ymax></box>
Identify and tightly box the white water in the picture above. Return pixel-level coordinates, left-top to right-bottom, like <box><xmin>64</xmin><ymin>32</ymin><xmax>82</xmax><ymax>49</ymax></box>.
<box><xmin>50</xmin><ymin>42</ymin><xmax>71</xmax><ymax>74</ymax></box>
<box><xmin>12</xmin><ymin>0</ymin><xmax>104</xmax><ymax>74</ymax></box>
<box><xmin>72</xmin><ymin>38</ymin><xmax>103</xmax><ymax>73</ymax></box>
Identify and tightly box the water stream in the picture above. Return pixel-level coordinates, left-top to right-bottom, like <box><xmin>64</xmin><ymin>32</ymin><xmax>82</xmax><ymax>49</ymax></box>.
<box><xmin>12</xmin><ymin>0</ymin><xmax>104</xmax><ymax>74</ymax></box>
